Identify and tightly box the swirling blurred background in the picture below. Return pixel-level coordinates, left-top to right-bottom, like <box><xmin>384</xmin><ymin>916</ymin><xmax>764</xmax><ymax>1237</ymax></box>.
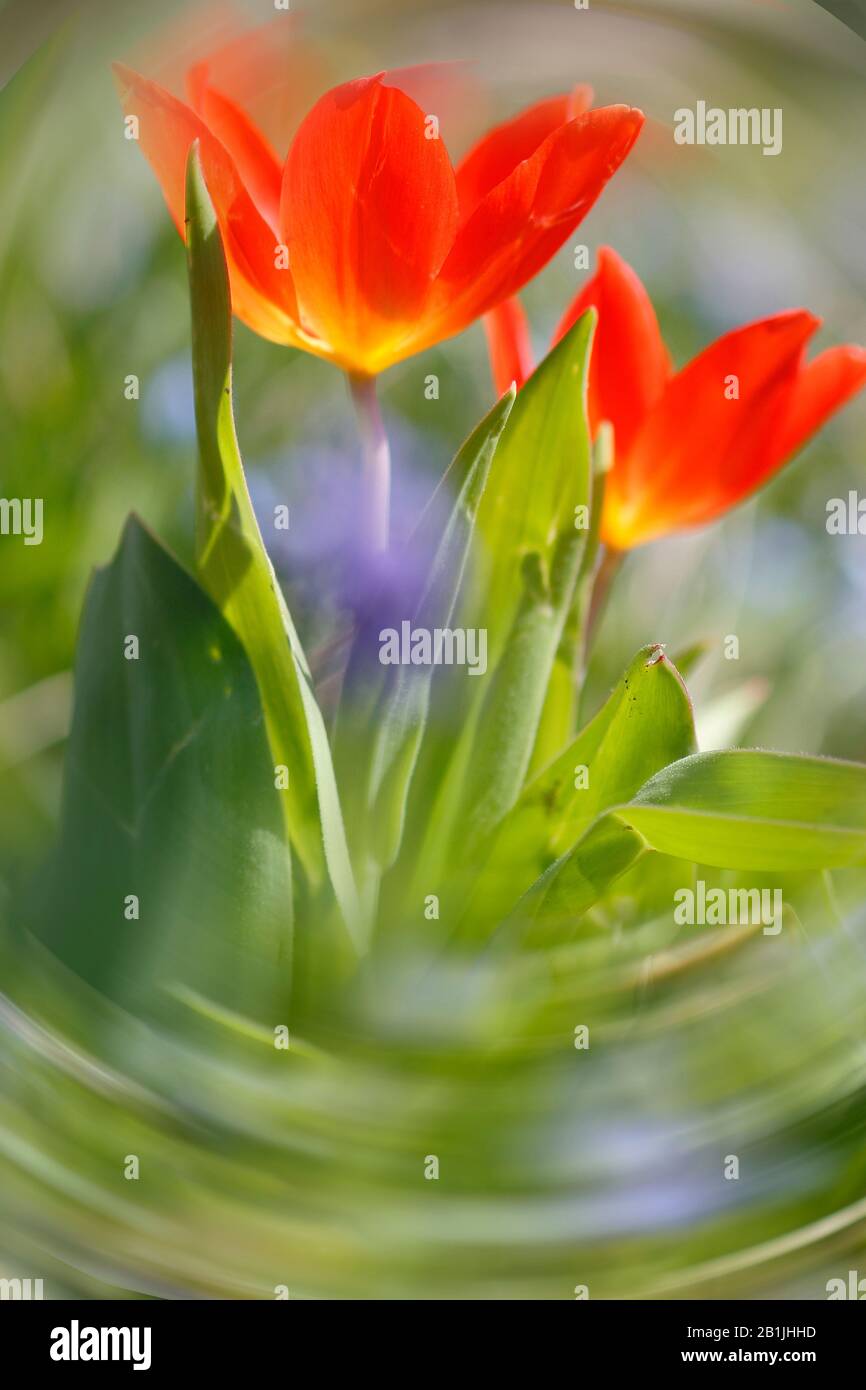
<box><xmin>1</xmin><ymin>0</ymin><xmax>866</xmax><ymax>1299</ymax></box>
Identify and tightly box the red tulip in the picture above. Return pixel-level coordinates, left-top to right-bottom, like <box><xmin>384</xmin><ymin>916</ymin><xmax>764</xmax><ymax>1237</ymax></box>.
<box><xmin>114</xmin><ymin>54</ymin><xmax>643</xmax><ymax>376</ymax></box>
<box><xmin>487</xmin><ymin>247</ymin><xmax>866</xmax><ymax>549</ymax></box>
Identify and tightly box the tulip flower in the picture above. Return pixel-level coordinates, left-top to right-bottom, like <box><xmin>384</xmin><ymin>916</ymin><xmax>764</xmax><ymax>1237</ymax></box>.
<box><xmin>115</xmin><ymin>47</ymin><xmax>643</xmax><ymax>547</ymax></box>
<box><xmin>115</xmin><ymin>64</ymin><xmax>642</xmax><ymax>374</ymax></box>
<box><xmin>486</xmin><ymin>246</ymin><xmax>866</xmax><ymax>550</ymax></box>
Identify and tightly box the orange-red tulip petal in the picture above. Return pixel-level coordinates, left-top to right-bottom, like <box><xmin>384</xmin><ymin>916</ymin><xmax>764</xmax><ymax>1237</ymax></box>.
<box><xmin>604</xmin><ymin>309</ymin><xmax>819</xmax><ymax>547</ymax></box>
<box><xmin>281</xmin><ymin>74</ymin><xmax>460</xmax><ymax>374</ymax></box>
<box><xmin>187</xmin><ymin>71</ymin><xmax>283</xmax><ymax>235</ymax></box>
<box><xmin>455</xmin><ymin>85</ymin><xmax>594</xmax><ymax>221</ymax></box>
<box><xmin>113</xmin><ymin>64</ymin><xmax>305</xmax><ymax>350</ymax></box>
<box><xmin>117</xmin><ymin>30</ymin><xmax>644</xmax><ymax>376</ymax></box>
<box><xmin>421</xmin><ymin>106</ymin><xmax>644</xmax><ymax>356</ymax></box>
<box><xmin>774</xmin><ymin>344</ymin><xmax>866</xmax><ymax>466</ymax></box>
<box><xmin>553</xmin><ymin>244</ymin><xmax>671</xmax><ymax>461</ymax></box>
<box><xmin>486</xmin><ymin>246</ymin><xmax>866</xmax><ymax>549</ymax></box>
<box><xmin>484</xmin><ymin>297</ymin><xmax>535</xmax><ymax>396</ymax></box>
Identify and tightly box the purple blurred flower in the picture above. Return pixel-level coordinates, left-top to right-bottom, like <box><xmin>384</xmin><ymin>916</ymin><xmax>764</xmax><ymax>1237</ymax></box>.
<box><xmin>248</xmin><ymin>413</ymin><xmax>451</xmax><ymax>671</ymax></box>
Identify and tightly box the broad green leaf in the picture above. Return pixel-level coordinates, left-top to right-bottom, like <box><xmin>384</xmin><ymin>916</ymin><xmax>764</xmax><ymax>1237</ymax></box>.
<box><xmin>462</xmin><ymin>644</ymin><xmax>696</xmax><ymax>929</ymax></box>
<box><xmin>506</xmin><ymin>744</ymin><xmax>866</xmax><ymax>937</ymax></box>
<box><xmin>621</xmin><ymin>749</ymin><xmax>866</xmax><ymax>871</ymax></box>
<box><xmin>366</xmin><ymin>390</ymin><xmax>515</xmax><ymax>869</ymax></box>
<box><xmin>461</xmin><ymin>546</ymin><xmax>572</xmax><ymax>845</ymax></box>
<box><xmin>530</xmin><ymin>421</ymin><xmax>613</xmax><ymax>773</ymax></box>
<box><xmin>529</xmin><ymin>621</ymin><xmax>578</xmax><ymax>778</ymax></box>
<box><xmin>502</xmin><ymin>644</ymin><xmax>695</xmax><ymax>855</ymax></box>
<box><xmin>508</xmin><ymin>814</ymin><xmax>647</xmax><ymax>945</ymax></box>
<box><xmin>31</xmin><ymin>517</ymin><xmax>293</xmax><ymax>1016</ymax></box>
<box><xmin>472</xmin><ymin>311</ymin><xmax>595</xmax><ymax>667</ymax></box>
<box><xmin>397</xmin><ymin>315</ymin><xmax>595</xmax><ymax>896</ymax></box>
<box><xmin>184</xmin><ymin>146</ymin><xmax>361</xmax><ymax>947</ymax></box>
<box><xmin>447</xmin><ymin>314</ymin><xmax>597</xmax><ymax>852</ymax></box>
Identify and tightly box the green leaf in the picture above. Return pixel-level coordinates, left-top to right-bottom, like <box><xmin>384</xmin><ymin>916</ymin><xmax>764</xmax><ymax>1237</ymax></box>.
<box><xmin>472</xmin><ymin>311</ymin><xmax>595</xmax><ymax>666</ymax></box>
<box><xmin>507</xmin><ymin>644</ymin><xmax>695</xmax><ymax>852</ymax></box>
<box><xmin>460</xmin><ymin>548</ymin><xmax>567</xmax><ymax>845</ymax></box>
<box><xmin>510</xmin><ymin>814</ymin><xmax>647</xmax><ymax>945</ymax></box>
<box><xmin>462</xmin><ymin>644</ymin><xmax>696</xmax><ymax>930</ymax></box>
<box><xmin>507</xmin><ymin>742</ymin><xmax>866</xmax><ymax>937</ymax></box>
<box><xmin>397</xmin><ymin>316</ymin><xmax>596</xmax><ymax>896</ymax></box>
<box><xmin>621</xmin><ymin>749</ymin><xmax>866</xmax><ymax>871</ymax></box>
<box><xmin>366</xmin><ymin>389</ymin><xmax>515</xmax><ymax>869</ymax></box>
<box><xmin>184</xmin><ymin>145</ymin><xmax>362</xmax><ymax>947</ymax></box>
<box><xmin>531</xmin><ymin>420</ymin><xmax>613</xmax><ymax>773</ymax></box>
<box><xmin>454</xmin><ymin>313</ymin><xmax>598</xmax><ymax>844</ymax></box>
<box><xmin>31</xmin><ymin>517</ymin><xmax>293</xmax><ymax>1016</ymax></box>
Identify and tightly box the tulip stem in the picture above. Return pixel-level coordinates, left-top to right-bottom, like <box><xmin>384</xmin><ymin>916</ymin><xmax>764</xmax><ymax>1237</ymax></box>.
<box><xmin>349</xmin><ymin>373</ymin><xmax>390</xmax><ymax>553</ymax></box>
